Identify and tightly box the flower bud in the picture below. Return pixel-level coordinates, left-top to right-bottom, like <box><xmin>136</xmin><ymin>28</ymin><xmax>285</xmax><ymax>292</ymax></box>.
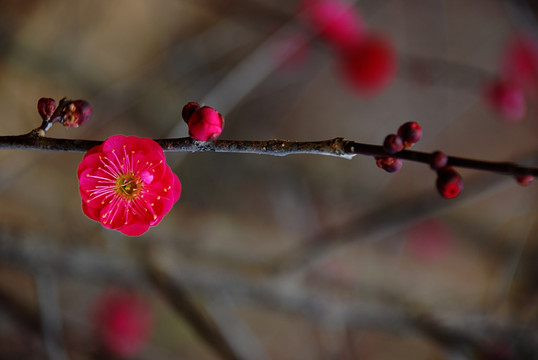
<box><xmin>436</xmin><ymin>167</ymin><xmax>463</xmax><ymax>199</ymax></box>
<box><xmin>429</xmin><ymin>151</ymin><xmax>448</xmax><ymax>170</ymax></box>
<box><xmin>186</xmin><ymin>106</ymin><xmax>224</xmax><ymax>141</ymax></box>
<box><xmin>383</xmin><ymin>134</ymin><xmax>403</xmax><ymax>154</ymax></box>
<box><xmin>181</xmin><ymin>102</ymin><xmax>200</xmax><ymax>123</ymax></box>
<box><xmin>61</xmin><ymin>100</ymin><xmax>92</xmax><ymax>127</ymax></box>
<box><xmin>515</xmin><ymin>174</ymin><xmax>533</xmax><ymax>186</ymax></box>
<box><xmin>375</xmin><ymin>156</ymin><xmax>402</xmax><ymax>173</ymax></box>
<box><xmin>37</xmin><ymin>97</ymin><xmax>56</xmax><ymax>121</ymax></box>
<box><xmin>397</xmin><ymin>121</ymin><xmax>422</xmax><ymax>148</ymax></box>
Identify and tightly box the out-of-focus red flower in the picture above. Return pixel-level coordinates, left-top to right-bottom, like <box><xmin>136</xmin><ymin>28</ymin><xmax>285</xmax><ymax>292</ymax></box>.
<box><xmin>406</xmin><ymin>219</ymin><xmax>452</xmax><ymax>262</ymax></box>
<box><xmin>78</xmin><ymin>135</ymin><xmax>181</xmax><ymax>236</ymax></box>
<box><xmin>501</xmin><ymin>34</ymin><xmax>538</xmax><ymax>93</ymax></box>
<box><xmin>300</xmin><ymin>0</ymin><xmax>397</xmax><ymax>96</ymax></box>
<box><xmin>484</xmin><ymin>79</ymin><xmax>526</xmax><ymax>122</ymax></box>
<box><xmin>94</xmin><ymin>290</ymin><xmax>153</xmax><ymax>358</ymax></box>
<box><xmin>301</xmin><ymin>0</ymin><xmax>366</xmax><ymax>52</ymax></box>
<box><xmin>339</xmin><ymin>34</ymin><xmax>397</xmax><ymax>95</ymax></box>
<box><xmin>515</xmin><ymin>174</ymin><xmax>533</xmax><ymax>186</ymax></box>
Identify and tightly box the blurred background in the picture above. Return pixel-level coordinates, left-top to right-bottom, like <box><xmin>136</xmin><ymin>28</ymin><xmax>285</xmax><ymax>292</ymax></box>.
<box><xmin>0</xmin><ymin>0</ymin><xmax>537</xmax><ymax>359</ymax></box>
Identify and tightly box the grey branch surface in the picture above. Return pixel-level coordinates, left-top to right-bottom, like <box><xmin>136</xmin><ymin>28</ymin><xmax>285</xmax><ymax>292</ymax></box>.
<box><xmin>1</xmin><ymin>131</ymin><xmax>537</xmax><ymax>177</ymax></box>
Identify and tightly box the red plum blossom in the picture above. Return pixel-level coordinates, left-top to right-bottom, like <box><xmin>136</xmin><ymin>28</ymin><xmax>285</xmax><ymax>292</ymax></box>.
<box><xmin>78</xmin><ymin>135</ymin><xmax>181</xmax><ymax>236</ymax></box>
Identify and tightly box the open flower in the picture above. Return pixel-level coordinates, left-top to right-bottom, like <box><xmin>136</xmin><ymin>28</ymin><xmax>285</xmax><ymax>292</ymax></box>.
<box><xmin>78</xmin><ymin>135</ymin><xmax>181</xmax><ymax>236</ymax></box>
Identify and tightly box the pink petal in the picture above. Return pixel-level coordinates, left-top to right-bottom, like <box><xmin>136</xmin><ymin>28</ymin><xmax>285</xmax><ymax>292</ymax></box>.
<box><xmin>102</xmin><ymin>136</ymin><xmax>164</xmax><ymax>160</ymax></box>
<box><xmin>118</xmin><ymin>223</ymin><xmax>151</xmax><ymax>236</ymax></box>
<box><xmin>187</xmin><ymin>107</ymin><xmax>224</xmax><ymax>141</ymax></box>
<box><xmin>169</xmin><ymin>169</ymin><xmax>182</xmax><ymax>203</ymax></box>
<box><xmin>78</xmin><ymin>152</ymin><xmax>104</xmax><ymax>177</ymax></box>
<box><xmin>140</xmin><ymin>171</ymin><xmax>154</xmax><ymax>184</ymax></box>
<box><xmin>82</xmin><ymin>201</ymin><xmax>102</xmax><ymax>222</ymax></box>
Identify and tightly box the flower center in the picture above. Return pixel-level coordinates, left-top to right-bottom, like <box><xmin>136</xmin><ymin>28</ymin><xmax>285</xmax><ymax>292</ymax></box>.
<box><xmin>115</xmin><ymin>174</ymin><xmax>141</xmax><ymax>199</ymax></box>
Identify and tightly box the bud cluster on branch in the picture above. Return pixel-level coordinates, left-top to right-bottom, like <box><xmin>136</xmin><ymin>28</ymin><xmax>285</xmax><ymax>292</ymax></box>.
<box><xmin>0</xmin><ymin>97</ymin><xmax>535</xmax><ymax>236</ymax></box>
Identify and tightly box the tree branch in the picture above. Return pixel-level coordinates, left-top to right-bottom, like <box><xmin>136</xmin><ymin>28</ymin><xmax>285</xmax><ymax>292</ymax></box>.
<box><xmin>1</xmin><ymin>131</ymin><xmax>536</xmax><ymax>177</ymax></box>
<box><xmin>145</xmin><ymin>262</ymin><xmax>247</xmax><ymax>360</ymax></box>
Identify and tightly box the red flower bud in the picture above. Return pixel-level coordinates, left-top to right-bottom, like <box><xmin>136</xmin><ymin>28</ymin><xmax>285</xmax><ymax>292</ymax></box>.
<box><xmin>186</xmin><ymin>106</ymin><xmax>224</xmax><ymax>141</ymax></box>
<box><xmin>397</xmin><ymin>121</ymin><xmax>422</xmax><ymax>148</ymax></box>
<box><xmin>181</xmin><ymin>102</ymin><xmax>201</xmax><ymax>123</ymax></box>
<box><xmin>61</xmin><ymin>100</ymin><xmax>92</xmax><ymax>127</ymax></box>
<box><xmin>383</xmin><ymin>134</ymin><xmax>404</xmax><ymax>154</ymax></box>
<box><xmin>375</xmin><ymin>156</ymin><xmax>402</xmax><ymax>173</ymax></box>
<box><xmin>429</xmin><ymin>151</ymin><xmax>448</xmax><ymax>170</ymax></box>
<box><xmin>93</xmin><ymin>290</ymin><xmax>153</xmax><ymax>358</ymax></box>
<box><xmin>515</xmin><ymin>174</ymin><xmax>533</xmax><ymax>186</ymax></box>
<box><xmin>37</xmin><ymin>97</ymin><xmax>56</xmax><ymax>121</ymax></box>
<box><xmin>436</xmin><ymin>167</ymin><xmax>463</xmax><ymax>199</ymax></box>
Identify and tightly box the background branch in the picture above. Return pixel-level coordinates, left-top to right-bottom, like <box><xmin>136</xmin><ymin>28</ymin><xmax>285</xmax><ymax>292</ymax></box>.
<box><xmin>1</xmin><ymin>1</ymin><xmax>537</xmax><ymax>358</ymax></box>
<box><xmin>145</xmin><ymin>262</ymin><xmax>247</xmax><ymax>360</ymax></box>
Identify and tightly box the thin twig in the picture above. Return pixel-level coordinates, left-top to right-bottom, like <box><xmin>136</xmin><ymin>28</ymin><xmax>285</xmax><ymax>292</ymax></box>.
<box><xmin>204</xmin><ymin>293</ymin><xmax>272</xmax><ymax>360</ymax></box>
<box><xmin>0</xmin><ymin>285</ymin><xmax>42</xmax><ymax>335</ymax></box>
<box><xmin>145</xmin><ymin>261</ymin><xmax>247</xmax><ymax>360</ymax></box>
<box><xmin>35</xmin><ymin>270</ymin><xmax>69</xmax><ymax>360</ymax></box>
<box><xmin>0</xmin><ymin>132</ymin><xmax>536</xmax><ymax>176</ymax></box>
<box><xmin>2</xmin><ymin>238</ymin><xmax>535</xmax><ymax>357</ymax></box>
<box><xmin>271</xmin><ymin>169</ymin><xmax>533</xmax><ymax>279</ymax></box>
